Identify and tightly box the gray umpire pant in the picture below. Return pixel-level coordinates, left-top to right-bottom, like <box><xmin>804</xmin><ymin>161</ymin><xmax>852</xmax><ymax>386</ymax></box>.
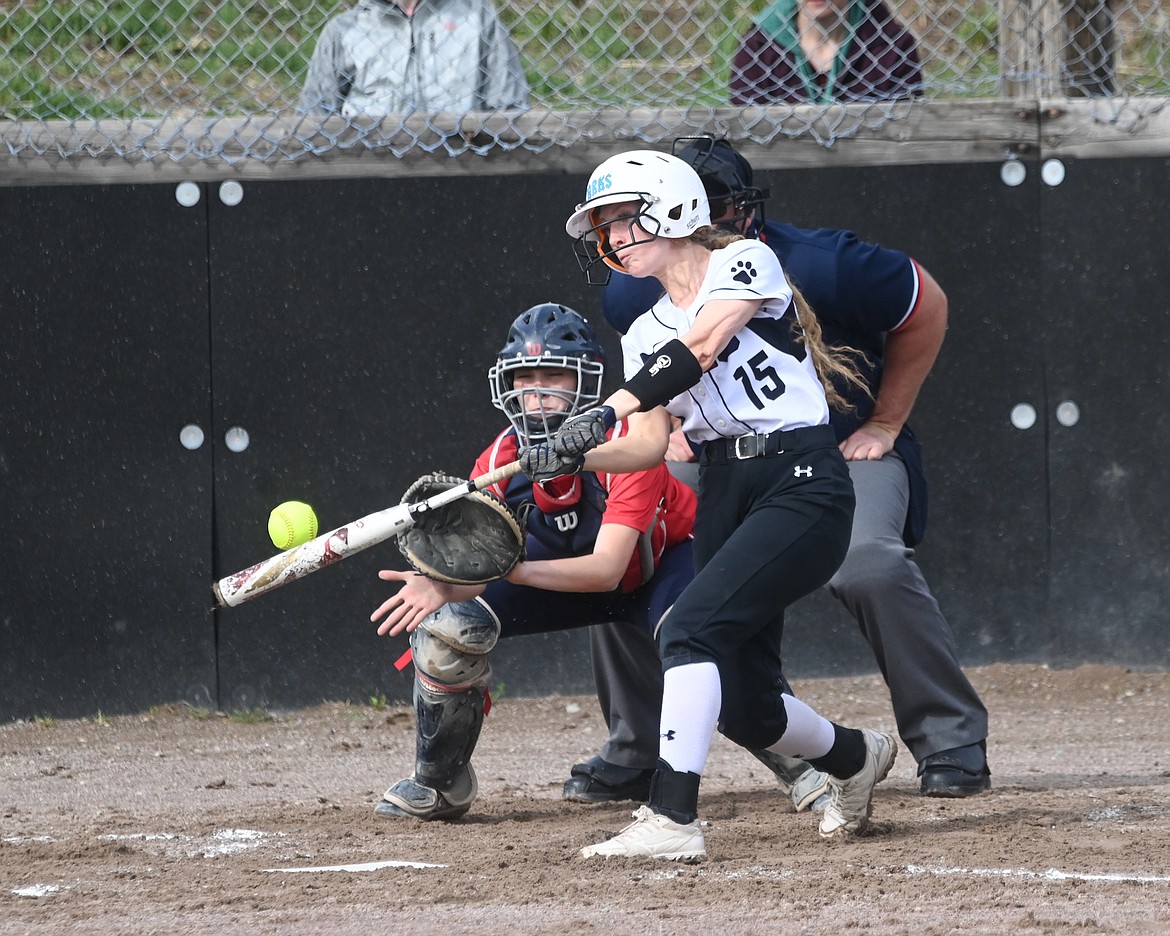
<box><xmin>591</xmin><ymin>453</ymin><xmax>989</xmax><ymax>769</ymax></box>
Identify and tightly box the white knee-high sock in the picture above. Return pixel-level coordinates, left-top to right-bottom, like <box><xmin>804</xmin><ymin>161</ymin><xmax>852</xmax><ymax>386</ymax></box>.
<box><xmin>658</xmin><ymin>661</ymin><xmax>721</xmax><ymax>775</ymax></box>
<box><xmin>764</xmin><ymin>693</ymin><xmax>836</xmax><ymax>760</ymax></box>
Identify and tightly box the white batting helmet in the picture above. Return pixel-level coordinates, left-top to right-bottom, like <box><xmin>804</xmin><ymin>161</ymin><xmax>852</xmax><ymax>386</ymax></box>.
<box><xmin>565</xmin><ymin>150</ymin><xmax>710</xmax><ymax>279</ymax></box>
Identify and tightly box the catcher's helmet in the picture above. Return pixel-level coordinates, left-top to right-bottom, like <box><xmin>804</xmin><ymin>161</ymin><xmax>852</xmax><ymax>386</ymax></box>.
<box><xmin>488</xmin><ymin>303</ymin><xmax>607</xmax><ymax>447</ymax></box>
<box><xmin>565</xmin><ymin>150</ymin><xmax>710</xmax><ymax>283</ymax></box>
<box><xmin>672</xmin><ymin>136</ymin><xmax>770</xmax><ymax>232</ymax></box>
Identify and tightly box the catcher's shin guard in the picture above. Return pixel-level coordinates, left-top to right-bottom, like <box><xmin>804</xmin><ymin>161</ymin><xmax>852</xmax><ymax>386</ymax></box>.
<box><xmin>748</xmin><ymin>748</ymin><xmax>831</xmax><ymax>812</ymax></box>
<box><xmin>414</xmin><ymin>679</ymin><xmax>486</xmax><ymax>794</ymax></box>
<box><xmin>376</xmin><ymin>679</ymin><xmax>486</xmax><ymax>821</ymax></box>
<box><xmin>376</xmin><ymin>602</ymin><xmax>496</xmax><ymax>821</ymax></box>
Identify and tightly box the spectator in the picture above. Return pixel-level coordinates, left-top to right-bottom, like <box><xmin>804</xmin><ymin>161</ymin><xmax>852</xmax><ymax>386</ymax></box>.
<box><xmin>731</xmin><ymin>0</ymin><xmax>922</xmax><ymax>104</ymax></box>
<box><xmin>298</xmin><ymin>0</ymin><xmax>529</xmax><ymax>117</ymax></box>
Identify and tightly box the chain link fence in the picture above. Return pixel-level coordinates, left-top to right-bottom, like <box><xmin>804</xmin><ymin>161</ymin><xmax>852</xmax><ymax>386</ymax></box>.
<box><xmin>1</xmin><ymin>0</ymin><xmax>1167</xmax><ymax>160</ymax></box>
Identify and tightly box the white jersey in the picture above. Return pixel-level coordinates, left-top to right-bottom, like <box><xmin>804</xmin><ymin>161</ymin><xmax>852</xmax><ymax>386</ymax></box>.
<box><xmin>622</xmin><ymin>239</ymin><xmax>830</xmax><ymax>443</ymax></box>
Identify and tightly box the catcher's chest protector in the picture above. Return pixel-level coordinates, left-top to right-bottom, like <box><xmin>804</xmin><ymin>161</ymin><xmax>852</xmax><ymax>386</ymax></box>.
<box><xmin>504</xmin><ymin>471</ymin><xmax>608</xmax><ymax>557</ymax></box>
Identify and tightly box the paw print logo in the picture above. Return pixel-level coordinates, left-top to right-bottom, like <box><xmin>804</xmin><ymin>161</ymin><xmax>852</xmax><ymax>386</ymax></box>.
<box><xmin>732</xmin><ymin>260</ymin><xmax>757</xmax><ymax>285</ymax></box>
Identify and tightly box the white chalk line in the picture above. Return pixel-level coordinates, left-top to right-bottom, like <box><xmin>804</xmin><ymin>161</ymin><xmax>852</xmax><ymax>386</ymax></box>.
<box><xmin>905</xmin><ymin>864</ymin><xmax>1170</xmax><ymax>884</ymax></box>
<box><xmin>13</xmin><ymin>884</ymin><xmax>64</xmax><ymax>898</ymax></box>
<box><xmin>263</xmin><ymin>859</ymin><xmax>447</xmax><ymax>873</ymax></box>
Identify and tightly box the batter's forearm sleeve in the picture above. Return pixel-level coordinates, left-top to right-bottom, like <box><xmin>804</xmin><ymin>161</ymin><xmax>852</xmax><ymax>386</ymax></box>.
<box><xmin>622</xmin><ymin>339</ymin><xmax>703</xmax><ymax>410</ymax></box>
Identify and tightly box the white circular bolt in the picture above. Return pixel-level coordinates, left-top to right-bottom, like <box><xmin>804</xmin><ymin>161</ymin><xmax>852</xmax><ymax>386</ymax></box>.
<box><xmin>1000</xmin><ymin>160</ymin><xmax>1026</xmax><ymax>187</ymax></box>
<box><xmin>179</xmin><ymin>424</ymin><xmax>205</xmax><ymax>450</ymax></box>
<box><xmin>224</xmin><ymin>426</ymin><xmax>251</xmax><ymax>453</ymax></box>
<box><xmin>1056</xmin><ymin>401</ymin><xmax>1080</xmax><ymax>427</ymax></box>
<box><xmin>219</xmin><ymin>180</ymin><xmax>244</xmax><ymax>206</ymax></box>
<box><xmin>175</xmin><ymin>182</ymin><xmax>201</xmax><ymax>207</ymax></box>
<box><xmin>1010</xmin><ymin>403</ymin><xmax>1037</xmax><ymax>430</ymax></box>
<box><xmin>1041</xmin><ymin>159</ymin><xmax>1066</xmax><ymax>187</ymax></box>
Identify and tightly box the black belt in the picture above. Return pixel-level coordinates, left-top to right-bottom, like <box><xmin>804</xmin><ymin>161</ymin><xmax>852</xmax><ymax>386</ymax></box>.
<box><xmin>701</xmin><ymin>425</ymin><xmax>837</xmax><ymax>465</ymax></box>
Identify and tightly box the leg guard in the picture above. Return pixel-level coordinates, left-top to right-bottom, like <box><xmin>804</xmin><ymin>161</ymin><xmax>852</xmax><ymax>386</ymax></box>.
<box><xmin>410</xmin><ymin>597</ymin><xmax>499</xmax><ymax>690</ymax></box>
<box><xmin>376</xmin><ymin>679</ymin><xmax>485</xmax><ymax>821</ymax></box>
<box><xmin>375</xmin><ymin>600</ymin><xmax>497</xmax><ymax>822</ymax></box>
<box><xmin>648</xmin><ymin>758</ymin><xmax>701</xmax><ymax>825</ymax></box>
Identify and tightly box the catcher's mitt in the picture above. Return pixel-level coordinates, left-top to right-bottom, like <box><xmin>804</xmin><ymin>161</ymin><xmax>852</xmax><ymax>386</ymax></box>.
<box><xmin>396</xmin><ymin>472</ymin><xmax>524</xmax><ymax>585</ymax></box>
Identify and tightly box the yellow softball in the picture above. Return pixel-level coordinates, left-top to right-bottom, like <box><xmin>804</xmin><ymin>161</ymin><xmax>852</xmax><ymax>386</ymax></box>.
<box><xmin>268</xmin><ymin>501</ymin><xmax>319</xmax><ymax>550</ymax></box>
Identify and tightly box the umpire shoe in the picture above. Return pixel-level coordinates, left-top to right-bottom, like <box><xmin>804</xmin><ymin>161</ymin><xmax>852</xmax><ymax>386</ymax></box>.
<box><xmin>579</xmin><ymin>805</ymin><xmax>706</xmax><ymax>861</ymax></box>
<box><xmin>919</xmin><ymin>742</ymin><xmax>991</xmax><ymax>797</ymax></box>
<box><xmin>563</xmin><ymin>755</ymin><xmax>655</xmax><ymax>803</ymax></box>
<box><xmin>374</xmin><ymin>766</ymin><xmax>477</xmax><ymax>821</ymax></box>
<box><xmin>819</xmin><ymin>729</ymin><xmax>897</xmax><ymax>839</ymax></box>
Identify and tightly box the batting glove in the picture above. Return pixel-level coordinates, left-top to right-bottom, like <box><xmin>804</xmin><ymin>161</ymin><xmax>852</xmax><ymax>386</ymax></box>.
<box><xmin>552</xmin><ymin>406</ymin><xmax>616</xmax><ymax>458</ymax></box>
<box><xmin>519</xmin><ymin>444</ymin><xmax>585</xmax><ymax>484</ymax></box>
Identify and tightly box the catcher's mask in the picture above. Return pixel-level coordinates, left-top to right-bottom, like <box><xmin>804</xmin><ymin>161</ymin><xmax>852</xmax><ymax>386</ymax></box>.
<box><xmin>672</xmin><ymin>135</ymin><xmax>770</xmax><ymax>234</ymax></box>
<box><xmin>565</xmin><ymin>150</ymin><xmax>710</xmax><ymax>285</ymax></box>
<box><xmin>488</xmin><ymin>303</ymin><xmax>606</xmax><ymax>447</ymax></box>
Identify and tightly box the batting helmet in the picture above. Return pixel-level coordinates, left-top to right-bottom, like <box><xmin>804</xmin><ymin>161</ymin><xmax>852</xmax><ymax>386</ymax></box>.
<box><xmin>565</xmin><ymin>150</ymin><xmax>710</xmax><ymax>282</ymax></box>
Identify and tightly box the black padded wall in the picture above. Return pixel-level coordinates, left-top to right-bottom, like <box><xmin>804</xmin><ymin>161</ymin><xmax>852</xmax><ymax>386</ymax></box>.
<box><xmin>205</xmin><ymin>175</ymin><xmax>616</xmax><ymax>711</ymax></box>
<box><xmin>1040</xmin><ymin>157</ymin><xmax>1170</xmax><ymax>664</ymax></box>
<box><xmin>3</xmin><ymin>158</ymin><xmax>1167</xmax><ymax>721</ymax></box>
<box><xmin>1</xmin><ymin>185</ymin><xmax>217</xmax><ymax>718</ymax></box>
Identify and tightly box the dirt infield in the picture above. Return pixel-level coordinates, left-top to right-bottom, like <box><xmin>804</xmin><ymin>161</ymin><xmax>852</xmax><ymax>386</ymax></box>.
<box><xmin>3</xmin><ymin>662</ymin><xmax>1169</xmax><ymax>935</ymax></box>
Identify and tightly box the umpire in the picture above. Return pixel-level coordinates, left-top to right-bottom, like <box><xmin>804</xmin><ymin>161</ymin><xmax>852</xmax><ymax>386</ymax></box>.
<box><xmin>567</xmin><ymin>136</ymin><xmax>991</xmax><ymax>802</ymax></box>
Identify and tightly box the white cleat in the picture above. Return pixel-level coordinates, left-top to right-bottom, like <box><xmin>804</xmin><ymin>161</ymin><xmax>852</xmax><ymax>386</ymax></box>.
<box><xmin>580</xmin><ymin>805</ymin><xmax>706</xmax><ymax>862</ymax></box>
<box><xmin>819</xmin><ymin>729</ymin><xmax>897</xmax><ymax>839</ymax></box>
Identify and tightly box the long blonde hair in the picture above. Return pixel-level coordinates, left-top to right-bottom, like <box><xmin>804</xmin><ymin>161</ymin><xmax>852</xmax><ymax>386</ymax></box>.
<box><xmin>691</xmin><ymin>227</ymin><xmax>870</xmax><ymax>412</ymax></box>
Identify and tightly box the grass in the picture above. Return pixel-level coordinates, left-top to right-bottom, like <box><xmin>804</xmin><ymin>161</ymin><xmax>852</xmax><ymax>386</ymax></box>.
<box><xmin>1</xmin><ymin>0</ymin><xmax>1167</xmax><ymax>120</ymax></box>
<box><xmin>228</xmin><ymin>707</ymin><xmax>274</xmax><ymax>724</ymax></box>
<box><xmin>918</xmin><ymin>0</ymin><xmax>1000</xmax><ymax>96</ymax></box>
<box><xmin>0</xmin><ymin>0</ymin><xmax>348</xmax><ymax>118</ymax></box>
<box><xmin>1121</xmin><ymin>9</ymin><xmax>1170</xmax><ymax>93</ymax></box>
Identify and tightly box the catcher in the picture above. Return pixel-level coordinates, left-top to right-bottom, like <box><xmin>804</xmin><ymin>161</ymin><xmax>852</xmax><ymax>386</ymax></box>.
<box><xmin>369</xmin><ymin>302</ymin><xmax>697</xmax><ymax>821</ymax></box>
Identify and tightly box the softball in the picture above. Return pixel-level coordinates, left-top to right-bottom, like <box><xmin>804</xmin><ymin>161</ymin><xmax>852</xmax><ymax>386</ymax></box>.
<box><xmin>268</xmin><ymin>500</ymin><xmax>319</xmax><ymax>550</ymax></box>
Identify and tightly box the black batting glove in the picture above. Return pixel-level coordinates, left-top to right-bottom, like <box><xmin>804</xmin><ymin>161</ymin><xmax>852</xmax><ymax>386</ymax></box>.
<box><xmin>519</xmin><ymin>444</ymin><xmax>585</xmax><ymax>483</ymax></box>
<box><xmin>551</xmin><ymin>405</ymin><xmax>616</xmax><ymax>458</ymax></box>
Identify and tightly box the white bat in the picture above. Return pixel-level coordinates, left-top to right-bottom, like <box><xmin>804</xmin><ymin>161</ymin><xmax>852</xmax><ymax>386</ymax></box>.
<box><xmin>212</xmin><ymin>461</ymin><xmax>521</xmax><ymax>608</ymax></box>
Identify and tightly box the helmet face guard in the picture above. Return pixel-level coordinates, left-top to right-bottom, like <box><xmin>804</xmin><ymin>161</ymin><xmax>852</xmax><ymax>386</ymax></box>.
<box><xmin>569</xmin><ymin>198</ymin><xmax>662</xmax><ymax>284</ymax></box>
<box><xmin>488</xmin><ymin>304</ymin><xmax>607</xmax><ymax>447</ymax></box>
<box><xmin>672</xmin><ymin>136</ymin><xmax>770</xmax><ymax>233</ymax></box>
<box><xmin>566</xmin><ymin>150</ymin><xmax>710</xmax><ymax>283</ymax></box>
<box><xmin>491</xmin><ymin>361</ymin><xmax>605</xmax><ymax>446</ymax></box>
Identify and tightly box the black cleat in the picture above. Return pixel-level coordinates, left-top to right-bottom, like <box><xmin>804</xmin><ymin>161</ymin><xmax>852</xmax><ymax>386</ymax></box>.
<box><xmin>374</xmin><ymin>768</ymin><xmax>477</xmax><ymax>820</ymax></box>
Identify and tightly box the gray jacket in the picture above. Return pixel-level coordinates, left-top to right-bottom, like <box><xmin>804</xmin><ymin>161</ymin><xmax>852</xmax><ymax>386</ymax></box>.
<box><xmin>298</xmin><ymin>0</ymin><xmax>530</xmax><ymax>116</ymax></box>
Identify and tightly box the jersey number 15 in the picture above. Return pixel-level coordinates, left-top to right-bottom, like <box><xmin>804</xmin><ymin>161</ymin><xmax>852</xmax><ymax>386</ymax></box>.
<box><xmin>716</xmin><ymin>337</ymin><xmax>786</xmax><ymax>410</ymax></box>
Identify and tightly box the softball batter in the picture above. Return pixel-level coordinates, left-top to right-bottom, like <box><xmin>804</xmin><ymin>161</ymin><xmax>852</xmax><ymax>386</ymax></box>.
<box><xmin>522</xmin><ymin>151</ymin><xmax>897</xmax><ymax>860</ymax></box>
